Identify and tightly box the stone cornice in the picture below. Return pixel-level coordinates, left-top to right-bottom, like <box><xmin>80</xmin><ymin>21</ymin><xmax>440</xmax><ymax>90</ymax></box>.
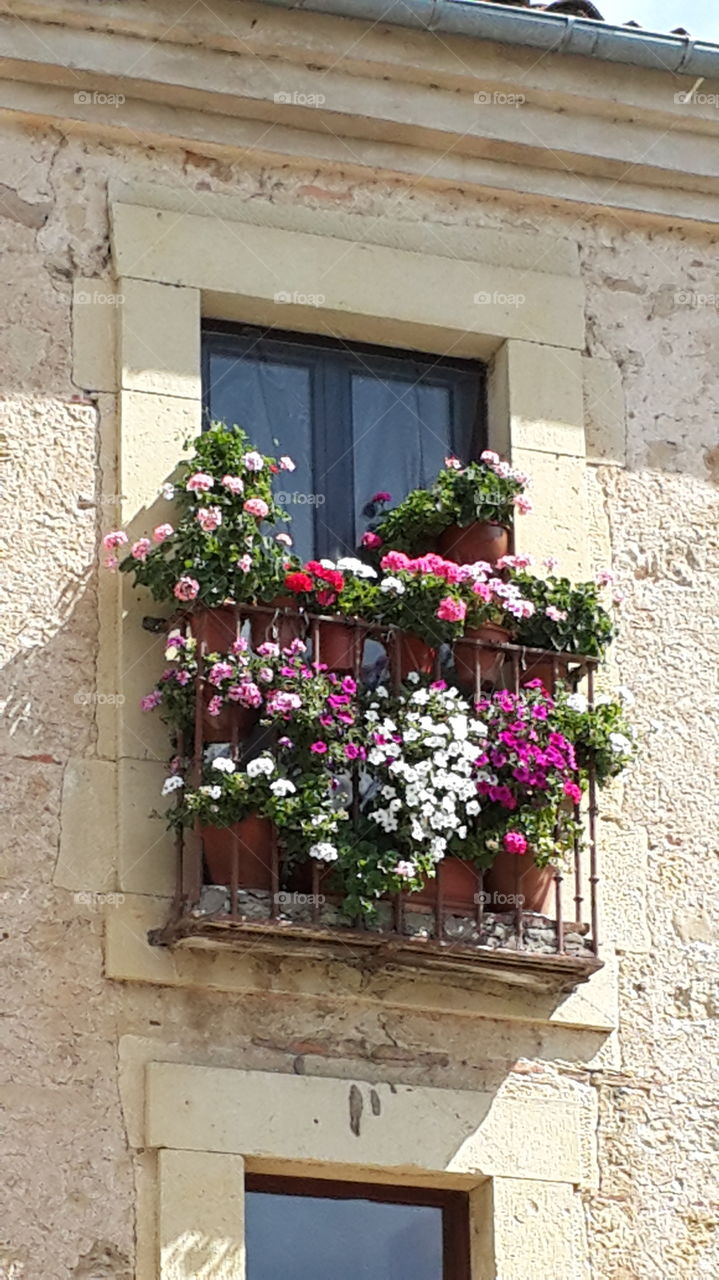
<box><xmin>0</xmin><ymin>1</ymin><xmax>717</xmax><ymax>222</ymax></box>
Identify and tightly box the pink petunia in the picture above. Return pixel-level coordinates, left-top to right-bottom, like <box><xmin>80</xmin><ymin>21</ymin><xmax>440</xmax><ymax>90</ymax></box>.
<box><xmin>310</xmin><ymin>741</ymin><xmax>328</xmax><ymax>754</ymax></box>
<box><xmin>186</xmin><ymin>472</ymin><xmax>213</xmax><ymax>492</ymax></box>
<box><xmin>244</xmin><ymin>498</ymin><xmax>269</xmax><ymax>520</ymax></box>
<box><xmin>206</xmin><ymin>695</ymin><xmax>223</xmax><ymax>717</ymax></box>
<box><xmin>140</xmin><ymin>690</ymin><xmax>162</xmax><ymax>711</ymax></box>
<box><xmin>173</xmin><ymin>577</ymin><xmax>199</xmax><ymax>601</ymax></box>
<box><xmin>152</xmin><ymin>523</ymin><xmax>174</xmax><ymax>543</ymax></box>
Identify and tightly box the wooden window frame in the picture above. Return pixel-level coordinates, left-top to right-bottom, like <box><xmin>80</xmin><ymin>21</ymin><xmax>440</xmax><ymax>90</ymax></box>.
<box><xmin>201</xmin><ymin>320</ymin><xmax>487</xmax><ymax>560</ymax></box>
<box><xmin>245</xmin><ymin>1171</ymin><xmax>471</xmax><ymax>1280</ymax></box>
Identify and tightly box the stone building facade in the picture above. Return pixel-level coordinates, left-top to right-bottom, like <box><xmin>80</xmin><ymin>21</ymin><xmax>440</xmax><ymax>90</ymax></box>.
<box><xmin>0</xmin><ymin>2</ymin><xmax>718</xmax><ymax>1277</ymax></box>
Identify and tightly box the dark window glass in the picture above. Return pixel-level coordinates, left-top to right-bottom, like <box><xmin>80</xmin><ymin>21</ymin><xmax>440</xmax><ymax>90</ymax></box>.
<box><xmin>245</xmin><ymin>1177</ymin><xmax>469</xmax><ymax>1280</ymax></box>
<box><xmin>202</xmin><ymin>324</ymin><xmax>486</xmax><ymax>562</ymax></box>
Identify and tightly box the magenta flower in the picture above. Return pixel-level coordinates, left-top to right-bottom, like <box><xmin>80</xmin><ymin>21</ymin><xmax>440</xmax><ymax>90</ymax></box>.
<box><xmin>310</xmin><ymin>741</ymin><xmax>328</xmax><ymax>754</ymax></box>
<box><xmin>152</xmin><ymin>523</ymin><xmax>174</xmax><ymax>543</ymax></box>
<box><xmin>140</xmin><ymin>690</ymin><xmax>162</xmax><ymax>711</ymax></box>
<box><xmin>208</xmin><ymin>662</ymin><xmax>233</xmax><ymax>686</ymax></box>
<box><xmin>175</xmin><ymin>670</ymin><xmax>191</xmax><ymax>686</ymax></box>
<box><xmin>503</xmin><ymin>831</ymin><xmax>528</xmax><ymax>855</ymax></box>
<box><xmin>362</xmin><ymin>531</ymin><xmax>382</xmax><ymax>549</ymax></box>
<box><xmin>380</xmin><ymin>550</ymin><xmax>410</xmax><ymax>573</ymax></box>
<box><xmin>173</xmin><ymin>577</ymin><xmax>199</xmax><ymax>601</ymax></box>
<box><xmin>344</xmin><ymin>744</ymin><xmax>363</xmax><ymax>760</ymax></box>
<box><xmin>206</xmin><ymin>695</ymin><xmax>223</xmax><ymax>717</ymax></box>
<box><xmin>371</xmin><ymin>491</ymin><xmax>392</xmax><ymax>504</ymax></box>
<box><xmin>564</xmin><ymin>780</ymin><xmax>583</xmax><ymax>805</ymax></box>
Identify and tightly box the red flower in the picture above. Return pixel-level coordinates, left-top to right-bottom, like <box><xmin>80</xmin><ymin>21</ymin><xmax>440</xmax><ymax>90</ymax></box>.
<box><xmin>316</xmin><ymin>567</ymin><xmax>344</xmax><ymax>592</ymax></box>
<box><xmin>285</xmin><ymin>571</ymin><xmax>314</xmax><ymax>594</ymax></box>
<box><xmin>269</xmin><ymin>463</ymin><xmax>279</xmax><ymax>473</ymax></box>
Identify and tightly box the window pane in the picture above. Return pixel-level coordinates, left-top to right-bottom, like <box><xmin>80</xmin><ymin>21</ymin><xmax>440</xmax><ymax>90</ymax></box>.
<box><xmin>351</xmin><ymin>370</ymin><xmax>455</xmax><ymax>549</ymax></box>
<box><xmin>246</xmin><ymin>1190</ymin><xmax>444</xmax><ymax>1280</ymax></box>
<box><xmin>204</xmin><ymin>344</ymin><xmax>316</xmax><ymax>559</ymax></box>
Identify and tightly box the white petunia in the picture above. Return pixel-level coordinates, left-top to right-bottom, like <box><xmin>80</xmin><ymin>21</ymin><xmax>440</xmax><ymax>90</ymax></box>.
<box><xmin>161</xmin><ymin>775</ymin><xmax>184</xmax><ymax>795</ymax></box>
<box><xmin>609</xmin><ymin>732</ymin><xmax>632</xmax><ymax>754</ymax></box>
<box><xmin>199</xmin><ymin>784</ymin><xmax>222</xmax><ymax>800</ymax></box>
<box><xmin>566</xmin><ymin>693</ymin><xmax>588</xmax><ymax>713</ymax></box>
<box><xmin>309</xmin><ymin>842</ymin><xmax>338</xmax><ymax>862</ymax></box>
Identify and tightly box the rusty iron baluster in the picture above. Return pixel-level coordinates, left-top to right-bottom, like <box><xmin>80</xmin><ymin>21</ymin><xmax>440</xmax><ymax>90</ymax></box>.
<box><xmin>390</xmin><ymin>629</ymin><xmax>401</xmax><ymax>695</ymax></box>
<box><xmin>474</xmin><ymin>631</ymin><xmax>482</xmax><ymax>703</ymax></box>
<box><xmin>394</xmin><ymin>891</ymin><xmax>404</xmax><ymax>937</ymax></box>
<box><xmin>435</xmin><ymin>858</ymin><xmax>444</xmax><ymax>942</ymax></box>
<box><xmin>190</xmin><ymin>635</ymin><xmax>206</xmax><ymax>908</ymax></box>
<box><xmin>514</xmin><ymin>844</ymin><xmax>524</xmax><ymax>950</ymax></box>
<box><xmin>511</xmin><ymin>648</ymin><xmax>520</xmax><ymax>696</ymax></box>
<box><xmin>554</xmin><ymin>853</ymin><xmax>564</xmax><ymax>954</ymax></box>
<box><xmin>269</xmin><ymin>827</ymin><xmax>279</xmax><ymax>922</ymax></box>
<box><xmin>587</xmin><ymin>664</ymin><xmax>600</xmax><ymax>955</ymax></box>
<box><xmin>312</xmin><ymin>860</ymin><xmax>321</xmax><ymax>924</ymax></box>
<box><xmin>573</xmin><ymin>802</ymin><xmax>583</xmax><ymax>933</ymax></box>
<box><xmin>310</xmin><ymin>614</ymin><xmax>320</xmax><ymax>669</ymax></box>
<box><xmin>229</xmin><ymin>839</ymin><xmax>239</xmax><ymax>920</ymax></box>
<box><xmin>475</xmin><ymin>868</ymin><xmax>484</xmax><ymax>938</ymax></box>
<box><xmin>175</xmin><ymin>726</ymin><xmax>186</xmax><ymax>913</ymax></box>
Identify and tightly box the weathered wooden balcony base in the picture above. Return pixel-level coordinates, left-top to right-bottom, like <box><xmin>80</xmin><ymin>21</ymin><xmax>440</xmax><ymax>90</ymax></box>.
<box><xmin>149</xmin><ymin>890</ymin><xmax>603</xmax><ymax>995</ymax></box>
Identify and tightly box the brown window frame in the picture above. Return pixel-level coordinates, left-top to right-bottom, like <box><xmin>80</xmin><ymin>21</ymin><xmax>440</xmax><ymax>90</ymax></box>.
<box><xmin>245</xmin><ymin>1172</ymin><xmax>471</xmax><ymax>1280</ymax></box>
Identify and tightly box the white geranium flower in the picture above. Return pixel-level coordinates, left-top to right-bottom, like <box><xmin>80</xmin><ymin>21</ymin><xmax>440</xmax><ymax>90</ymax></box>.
<box><xmin>309</xmin><ymin>842</ymin><xmax>338</xmax><ymax>862</ymax></box>
<box><xmin>212</xmin><ymin>757</ymin><xmax>236</xmax><ymax>774</ymax></box>
<box><xmin>161</xmin><ymin>482</ymin><xmax>176</xmax><ymax>500</ymax></box>
<box><xmin>161</xmin><ymin>775</ymin><xmax>184</xmax><ymax>795</ymax></box>
<box><xmin>566</xmin><ymin>692</ymin><xmax>588</xmax><ymax>713</ymax></box>
<box><xmin>270</xmin><ymin>779</ymin><xmax>296</xmax><ymax>796</ymax></box>
<box><xmin>380</xmin><ymin>576</ymin><xmax>405</xmax><ymax>595</ymax></box>
<box><xmin>246</xmin><ymin>755</ymin><xmax>275</xmax><ymax>778</ymax></box>
<box><xmin>609</xmin><ymin>732</ymin><xmax>632</xmax><ymax>754</ymax></box>
<box><xmin>406</xmin><ymin>672</ymin><xmax>420</xmax><ymax>685</ymax></box>
<box><xmin>199</xmin><ymin>784</ymin><xmax>222</xmax><ymax>800</ymax></box>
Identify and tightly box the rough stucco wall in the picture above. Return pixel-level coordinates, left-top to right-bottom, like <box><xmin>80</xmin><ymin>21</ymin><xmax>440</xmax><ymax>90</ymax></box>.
<box><xmin>0</xmin><ymin>118</ymin><xmax>717</xmax><ymax>1280</ymax></box>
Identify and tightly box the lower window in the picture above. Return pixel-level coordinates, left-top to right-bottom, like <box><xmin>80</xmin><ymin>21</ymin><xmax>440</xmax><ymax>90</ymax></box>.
<box><xmin>245</xmin><ymin>1174</ymin><xmax>471</xmax><ymax>1280</ymax></box>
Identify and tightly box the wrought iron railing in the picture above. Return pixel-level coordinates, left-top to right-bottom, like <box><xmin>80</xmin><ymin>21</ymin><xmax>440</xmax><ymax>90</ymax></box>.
<box><xmin>155</xmin><ymin>602</ymin><xmax>601</xmax><ymax>973</ymax></box>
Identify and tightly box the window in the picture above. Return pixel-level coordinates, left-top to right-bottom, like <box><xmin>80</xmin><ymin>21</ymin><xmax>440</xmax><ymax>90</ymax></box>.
<box><xmin>245</xmin><ymin>1174</ymin><xmax>471</xmax><ymax>1280</ymax></box>
<box><xmin>202</xmin><ymin>323</ymin><xmax>486</xmax><ymax>562</ymax></box>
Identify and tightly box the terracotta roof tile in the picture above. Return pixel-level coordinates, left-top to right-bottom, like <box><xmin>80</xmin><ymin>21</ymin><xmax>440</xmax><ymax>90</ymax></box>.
<box><xmin>479</xmin><ymin>1</ymin><xmax>692</xmax><ymax>35</ymax></box>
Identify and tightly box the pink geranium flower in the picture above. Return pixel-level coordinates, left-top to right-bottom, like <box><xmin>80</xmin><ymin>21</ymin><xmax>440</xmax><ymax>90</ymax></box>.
<box><xmin>395</xmin><ymin>860</ymin><xmax>416</xmax><ymax>880</ymax></box>
<box><xmin>244</xmin><ymin>498</ymin><xmax>269</xmax><ymax>520</ymax></box>
<box><xmin>513</xmin><ymin>494</ymin><xmax>533</xmax><ymax>514</ymax></box>
<box><xmin>545</xmin><ymin>606</ymin><xmax>568</xmax><ymax>622</ymax></box>
<box><xmin>444</xmin><ymin>455</ymin><xmax>462</xmax><ymax>469</ymax></box>
<box><xmin>174</xmin><ymin>577</ymin><xmax>199</xmax><ymax>601</ymax></box>
<box><xmin>102</xmin><ymin>530</ymin><xmax>128</xmax><ymax>550</ymax></box>
<box><xmin>236</xmin><ymin>554</ymin><xmax>252</xmax><ymax>572</ymax></box>
<box><xmin>243</xmin><ymin>451</ymin><xmax>264</xmax><ymax>472</ymax></box>
<box><xmin>275</xmin><ymin>533</ymin><xmax>293</xmax><ymax>546</ymax></box>
<box><xmin>152</xmin><ymin>523</ymin><xmax>173</xmax><ymax>543</ymax></box>
<box><xmin>131</xmin><ymin>538</ymin><xmax>152</xmax><ymax>561</ymax></box>
<box><xmin>371</xmin><ymin>491</ymin><xmax>392</xmax><ymax>503</ymax></box>
<box><xmin>596</xmin><ymin>569</ymin><xmax>614</xmax><ymax>586</ymax></box>
<box><xmin>221</xmin><ymin>475</ymin><xmax>244</xmax><ymax>495</ymax></box>
<box><xmin>186</xmin><ymin>472</ymin><xmax>213</xmax><ymax>492</ymax></box>
<box><xmin>436</xmin><ymin>596</ymin><xmax>466</xmax><ymax>623</ymax></box>
<box><xmin>279</xmin><ymin>456</ymin><xmax>296</xmax><ymax>471</ymax></box>
<box><xmin>197</xmin><ymin>506</ymin><xmax>222</xmax><ymax>532</ymax></box>
<box><xmin>480</xmin><ymin>450</ymin><xmax>500</xmax><ymax>465</ymax></box>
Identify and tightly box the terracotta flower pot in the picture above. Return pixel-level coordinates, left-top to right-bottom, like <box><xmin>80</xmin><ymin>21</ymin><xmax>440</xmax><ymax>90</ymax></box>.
<box><xmin>412</xmin><ymin>857</ymin><xmax>483</xmax><ymax>913</ymax></box>
<box><xmin>313</xmin><ymin>618</ymin><xmax>365</xmax><ymax>673</ymax></box>
<box><xmin>201</xmin><ymin>698</ymin><xmax>260</xmax><ymax>744</ymax></box>
<box><xmin>520</xmin><ymin>654</ymin><xmax>573</xmax><ymax>695</ymax></box>
<box><xmin>454</xmin><ymin>622</ymin><xmax>511</xmax><ymax>692</ymax></box>
<box><xmin>202</xmin><ymin>814</ymin><xmax>274</xmax><ymax>890</ymax></box>
<box><xmin>393</xmin><ymin>631</ymin><xmax>437</xmax><ymax>683</ymax></box>
<box><xmin>250</xmin><ymin>596</ymin><xmax>305</xmax><ymax>651</ymax></box>
<box><xmin>188</xmin><ymin>605</ymin><xmax>241</xmax><ymax>653</ymax></box>
<box><xmin>483</xmin><ymin>847</ymin><xmax>557</xmax><ymax>915</ymax></box>
<box><xmin>438</xmin><ymin>521</ymin><xmax>510</xmax><ymax>566</ymax></box>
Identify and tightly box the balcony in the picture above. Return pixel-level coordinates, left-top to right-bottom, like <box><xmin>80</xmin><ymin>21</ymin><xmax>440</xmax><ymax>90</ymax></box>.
<box><xmin>148</xmin><ymin>604</ymin><xmax>605</xmax><ymax>996</ymax></box>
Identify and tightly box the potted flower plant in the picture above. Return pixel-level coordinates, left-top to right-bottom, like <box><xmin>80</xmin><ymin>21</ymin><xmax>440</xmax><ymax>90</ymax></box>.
<box><xmin>453</xmin><ymin>568</ymin><xmax>534</xmax><ymax>691</ymax></box>
<box><xmin>102</xmin><ymin>422</ymin><xmax>301</xmax><ymax>650</ymax></box>
<box><xmin>371</xmin><ymin>453</ymin><xmax>532</xmax><ymax>565</ymax></box>
<box><xmin>511</xmin><ymin>568</ymin><xmax>614</xmax><ymax>689</ymax></box>
<box><xmin>282</xmin><ymin>557</ymin><xmax>379</xmax><ymax>672</ymax></box>
<box><xmin>374</xmin><ymin>551</ymin><xmax>472</xmax><ymax>679</ymax></box>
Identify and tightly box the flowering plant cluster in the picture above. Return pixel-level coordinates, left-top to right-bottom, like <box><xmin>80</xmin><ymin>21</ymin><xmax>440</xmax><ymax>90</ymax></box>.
<box><xmin>553</xmin><ymin>687</ymin><xmax>636</xmax><ymax>784</ymax></box>
<box><xmin>103</xmin><ymin>423</ymin><xmax>296</xmax><ymax>607</ymax></box>
<box><xmin>283</xmin><ymin>557</ymin><xmax>379</xmax><ymax>619</ymax></box>
<box><xmin>512</xmin><ymin>568</ymin><xmax>614</xmax><ymax>657</ymax></box>
<box><xmin>369</xmin><ymin>452</ymin><xmax>531</xmax><ymax>554</ymax></box>
<box><xmin>179</xmin><ymin>751</ymin><xmax>345</xmax><ymax>864</ymax></box>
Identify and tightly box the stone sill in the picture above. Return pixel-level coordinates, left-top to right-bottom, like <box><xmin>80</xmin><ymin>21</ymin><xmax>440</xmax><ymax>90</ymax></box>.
<box><xmin>150</xmin><ymin>915</ymin><xmax>603</xmax><ymax>996</ymax></box>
